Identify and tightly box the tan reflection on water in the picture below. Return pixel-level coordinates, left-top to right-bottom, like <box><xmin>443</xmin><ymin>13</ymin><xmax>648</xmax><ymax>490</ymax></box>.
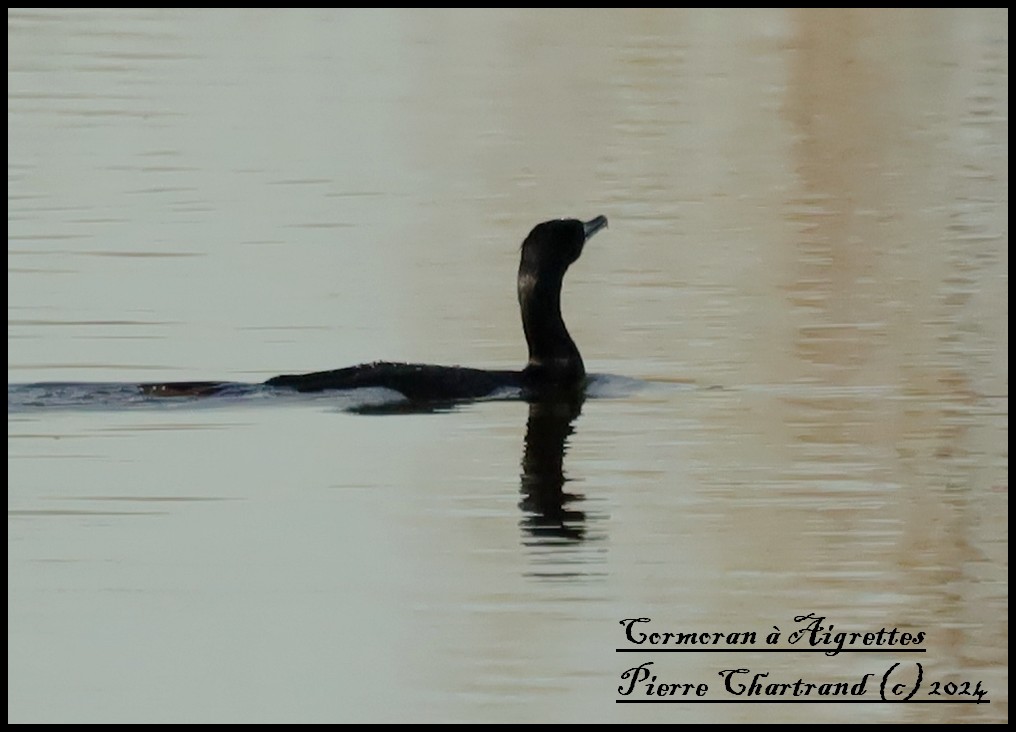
<box><xmin>781</xmin><ymin>13</ymin><xmax>1007</xmax><ymax>722</ymax></box>
<box><xmin>7</xmin><ymin>8</ymin><xmax>1007</xmax><ymax>724</ymax></box>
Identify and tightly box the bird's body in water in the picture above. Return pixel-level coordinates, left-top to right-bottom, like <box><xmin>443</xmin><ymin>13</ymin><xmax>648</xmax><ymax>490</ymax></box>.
<box><xmin>142</xmin><ymin>215</ymin><xmax>608</xmax><ymax>403</ymax></box>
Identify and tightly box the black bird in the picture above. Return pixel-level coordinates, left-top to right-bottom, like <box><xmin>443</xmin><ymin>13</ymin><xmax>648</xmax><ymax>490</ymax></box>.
<box><xmin>143</xmin><ymin>215</ymin><xmax>608</xmax><ymax>403</ymax></box>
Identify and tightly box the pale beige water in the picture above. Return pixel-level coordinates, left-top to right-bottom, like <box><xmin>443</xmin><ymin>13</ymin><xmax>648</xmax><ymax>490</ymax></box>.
<box><xmin>8</xmin><ymin>8</ymin><xmax>1007</xmax><ymax>723</ymax></box>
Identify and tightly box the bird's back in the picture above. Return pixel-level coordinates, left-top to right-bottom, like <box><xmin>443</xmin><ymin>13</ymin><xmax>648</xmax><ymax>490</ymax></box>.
<box><xmin>265</xmin><ymin>361</ymin><xmax>523</xmax><ymax>401</ymax></box>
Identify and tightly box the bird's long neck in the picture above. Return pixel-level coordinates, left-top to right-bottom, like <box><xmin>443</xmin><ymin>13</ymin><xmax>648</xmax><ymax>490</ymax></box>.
<box><xmin>518</xmin><ymin>267</ymin><xmax>585</xmax><ymax>384</ymax></box>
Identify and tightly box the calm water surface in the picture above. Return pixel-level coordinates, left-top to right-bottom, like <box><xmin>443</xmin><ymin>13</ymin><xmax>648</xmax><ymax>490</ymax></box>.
<box><xmin>8</xmin><ymin>9</ymin><xmax>1007</xmax><ymax>723</ymax></box>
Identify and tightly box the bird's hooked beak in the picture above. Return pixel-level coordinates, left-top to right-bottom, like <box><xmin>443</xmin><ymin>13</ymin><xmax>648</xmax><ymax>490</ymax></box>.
<box><xmin>583</xmin><ymin>215</ymin><xmax>608</xmax><ymax>240</ymax></box>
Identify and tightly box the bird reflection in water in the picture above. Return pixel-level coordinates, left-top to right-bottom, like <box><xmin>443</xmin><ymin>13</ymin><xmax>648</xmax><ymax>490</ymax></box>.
<box><xmin>518</xmin><ymin>394</ymin><xmax>589</xmax><ymax>544</ymax></box>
